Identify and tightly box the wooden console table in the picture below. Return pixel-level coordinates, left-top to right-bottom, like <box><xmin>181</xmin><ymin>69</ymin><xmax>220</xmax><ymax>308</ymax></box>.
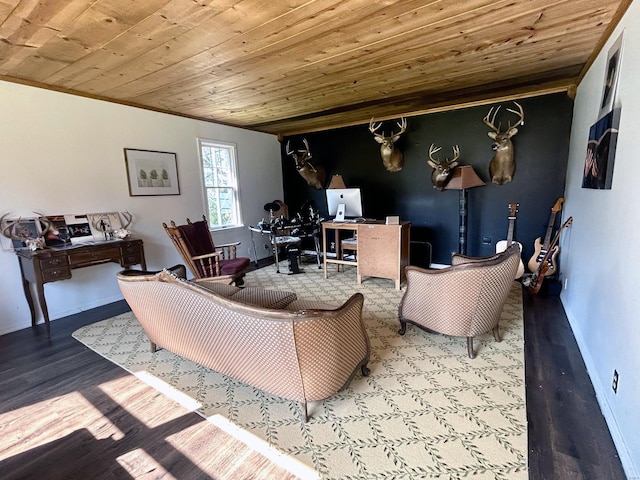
<box><xmin>15</xmin><ymin>238</ymin><xmax>146</xmax><ymax>335</ymax></box>
<box><xmin>322</xmin><ymin>221</ymin><xmax>410</xmax><ymax>289</ymax></box>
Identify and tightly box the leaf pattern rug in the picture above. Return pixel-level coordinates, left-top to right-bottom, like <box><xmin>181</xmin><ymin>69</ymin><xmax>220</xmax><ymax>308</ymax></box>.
<box><xmin>73</xmin><ymin>262</ymin><xmax>527</xmax><ymax>480</ymax></box>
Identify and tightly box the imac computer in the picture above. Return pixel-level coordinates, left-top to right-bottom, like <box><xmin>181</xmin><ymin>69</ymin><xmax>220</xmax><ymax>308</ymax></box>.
<box><xmin>326</xmin><ymin>188</ymin><xmax>363</xmax><ymax>222</ymax></box>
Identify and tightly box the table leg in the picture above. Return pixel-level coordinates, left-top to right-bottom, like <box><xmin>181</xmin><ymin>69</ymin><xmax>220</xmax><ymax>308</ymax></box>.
<box><xmin>314</xmin><ymin>234</ymin><xmax>321</xmax><ymax>268</ymax></box>
<box><xmin>322</xmin><ymin>226</ymin><xmax>328</xmax><ymax>279</ymax></box>
<box><xmin>35</xmin><ymin>281</ymin><xmax>51</xmax><ymax>337</ymax></box>
<box><xmin>249</xmin><ymin>228</ymin><xmax>259</xmax><ymax>266</ymax></box>
<box><xmin>21</xmin><ymin>277</ymin><xmax>37</xmax><ymax>327</ymax></box>
<box><xmin>273</xmin><ymin>234</ymin><xmax>281</xmax><ymax>273</ymax></box>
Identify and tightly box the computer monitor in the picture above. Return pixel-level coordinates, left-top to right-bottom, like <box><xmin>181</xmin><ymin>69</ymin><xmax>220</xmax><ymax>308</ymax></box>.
<box><xmin>326</xmin><ymin>188</ymin><xmax>363</xmax><ymax>219</ymax></box>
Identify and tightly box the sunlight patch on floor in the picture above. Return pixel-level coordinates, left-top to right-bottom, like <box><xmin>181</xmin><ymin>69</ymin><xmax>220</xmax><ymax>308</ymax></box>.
<box><xmin>117</xmin><ymin>448</ymin><xmax>176</xmax><ymax>479</ymax></box>
<box><xmin>207</xmin><ymin>414</ymin><xmax>320</xmax><ymax>480</ymax></box>
<box><xmin>135</xmin><ymin>370</ymin><xmax>201</xmax><ymax>412</ymax></box>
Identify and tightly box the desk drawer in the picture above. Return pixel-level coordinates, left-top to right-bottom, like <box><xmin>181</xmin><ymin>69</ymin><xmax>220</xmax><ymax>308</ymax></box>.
<box><xmin>121</xmin><ymin>242</ymin><xmax>141</xmax><ymax>255</ymax></box>
<box><xmin>42</xmin><ymin>266</ymin><xmax>72</xmax><ymax>282</ymax></box>
<box><xmin>40</xmin><ymin>256</ymin><xmax>69</xmax><ymax>269</ymax></box>
<box><xmin>69</xmin><ymin>247</ymin><xmax>121</xmax><ymax>266</ymax></box>
<box><xmin>121</xmin><ymin>253</ymin><xmax>142</xmax><ymax>266</ymax></box>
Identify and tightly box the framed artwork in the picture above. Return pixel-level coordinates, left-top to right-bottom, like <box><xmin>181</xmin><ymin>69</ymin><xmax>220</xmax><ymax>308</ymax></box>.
<box><xmin>583</xmin><ymin>108</ymin><xmax>621</xmax><ymax>190</ymax></box>
<box><xmin>124</xmin><ymin>148</ymin><xmax>180</xmax><ymax>196</ymax></box>
<box><xmin>64</xmin><ymin>214</ymin><xmax>93</xmax><ymax>244</ymax></box>
<box><xmin>87</xmin><ymin>212</ymin><xmax>122</xmax><ymax>241</ymax></box>
<box><xmin>598</xmin><ymin>31</ymin><xmax>624</xmax><ymax>120</ymax></box>
<box><xmin>44</xmin><ymin>215</ymin><xmax>71</xmax><ymax>247</ymax></box>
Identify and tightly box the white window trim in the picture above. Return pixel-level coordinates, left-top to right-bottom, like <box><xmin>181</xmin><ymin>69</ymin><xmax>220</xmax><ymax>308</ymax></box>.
<box><xmin>197</xmin><ymin>138</ymin><xmax>244</xmax><ymax>231</ymax></box>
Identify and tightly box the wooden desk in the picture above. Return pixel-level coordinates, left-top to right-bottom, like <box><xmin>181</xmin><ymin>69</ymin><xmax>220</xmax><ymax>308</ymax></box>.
<box><xmin>15</xmin><ymin>238</ymin><xmax>146</xmax><ymax>335</ymax></box>
<box><xmin>322</xmin><ymin>221</ymin><xmax>410</xmax><ymax>289</ymax></box>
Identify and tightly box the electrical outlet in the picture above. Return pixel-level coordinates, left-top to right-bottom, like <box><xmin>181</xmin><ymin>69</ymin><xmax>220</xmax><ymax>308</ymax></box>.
<box><xmin>482</xmin><ymin>236</ymin><xmax>492</xmax><ymax>245</ymax></box>
<box><xmin>612</xmin><ymin>370</ymin><xmax>619</xmax><ymax>394</ymax></box>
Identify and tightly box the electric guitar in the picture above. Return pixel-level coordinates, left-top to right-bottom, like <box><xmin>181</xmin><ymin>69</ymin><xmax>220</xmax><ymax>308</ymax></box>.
<box><xmin>529</xmin><ymin>216</ymin><xmax>573</xmax><ymax>294</ymax></box>
<box><xmin>528</xmin><ymin>197</ymin><xmax>563</xmax><ymax>276</ymax></box>
<box><xmin>495</xmin><ymin>202</ymin><xmax>525</xmax><ymax>279</ymax></box>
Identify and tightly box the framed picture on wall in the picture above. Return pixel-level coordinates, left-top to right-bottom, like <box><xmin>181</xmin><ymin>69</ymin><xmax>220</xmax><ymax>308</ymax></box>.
<box><xmin>598</xmin><ymin>31</ymin><xmax>624</xmax><ymax>120</ymax></box>
<box><xmin>582</xmin><ymin>108</ymin><xmax>621</xmax><ymax>190</ymax></box>
<box><xmin>124</xmin><ymin>148</ymin><xmax>180</xmax><ymax>196</ymax></box>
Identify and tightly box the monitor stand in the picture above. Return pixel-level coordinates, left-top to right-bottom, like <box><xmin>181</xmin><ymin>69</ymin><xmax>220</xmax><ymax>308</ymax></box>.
<box><xmin>335</xmin><ymin>203</ymin><xmax>346</xmax><ymax>222</ymax></box>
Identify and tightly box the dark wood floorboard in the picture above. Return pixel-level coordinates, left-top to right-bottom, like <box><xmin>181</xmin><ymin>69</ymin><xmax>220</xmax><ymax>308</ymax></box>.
<box><xmin>0</xmin><ymin>300</ymin><xmax>299</xmax><ymax>480</ymax></box>
<box><xmin>0</xmin><ymin>270</ymin><xmax>627</xmax><ymax>479</ymax></box>
<box><xmin>523</xmin><ymin>290</ymin><xmax>626</xmax><ymax>479</ymax></box>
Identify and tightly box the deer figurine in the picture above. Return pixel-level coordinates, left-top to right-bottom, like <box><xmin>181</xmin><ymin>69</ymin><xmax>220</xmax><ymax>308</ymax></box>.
<box><xmin>285</xmin><ymin>139</ymin><xmax>326</xmax><ymax>190</ymax></box>
<box><xmin>483</xmin><ymin>101</ymin><xmax>525</xmax><ymax>185</ymax></box>
<box><xmin>369</xmin><ymin>117</ymin><xmax>407</xmax><ymax>172</ymax></box>
<box><xmin>427</xmin><ymin>144</ymin><xmax>460</xmax><ymax>191</ymax></box>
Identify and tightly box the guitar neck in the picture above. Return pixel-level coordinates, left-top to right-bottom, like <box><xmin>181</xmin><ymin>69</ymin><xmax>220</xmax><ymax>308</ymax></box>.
<box><xmin>542</xmin><ymin>212</ymin><xmax>557</xmax><ymax>249</ymax></box>
<box><xmin>506</xmin><ymin>217</ymin><xmax>515</xmax><ymax>244</ymax></box>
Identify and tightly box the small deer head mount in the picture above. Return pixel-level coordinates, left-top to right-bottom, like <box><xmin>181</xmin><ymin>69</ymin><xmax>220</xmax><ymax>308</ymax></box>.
<box><xmin>483</xmin><ymin>101</ymin><xmax>524</xmax><ymax>185</ymax></box>
<box><xmin>427</xmin><ymin>144</ymin><xmax>460</xmax><ymax>191</ymax></box>
<box><xmin>285</xmin><ymin>139</ymin><xmax>326</xmax><ymax>190</ymax></box>
<box><xmin>369</xmin><ymin>117</ymin><xmax>407</xmax><ymax>172</ymax></box>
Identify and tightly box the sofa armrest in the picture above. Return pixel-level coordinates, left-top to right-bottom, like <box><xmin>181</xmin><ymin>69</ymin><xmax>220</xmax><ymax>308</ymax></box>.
<box><xmin>291</xmin><ymin>293</ymin><xmax>370</xmax><ymax>402</ymax></box>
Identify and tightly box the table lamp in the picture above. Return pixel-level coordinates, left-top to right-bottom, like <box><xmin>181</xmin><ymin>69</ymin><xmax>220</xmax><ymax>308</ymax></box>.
<box><xmin>444</xmin><ymin>165</ymin><xmax>485</xmax><ymax>254</ymax></box>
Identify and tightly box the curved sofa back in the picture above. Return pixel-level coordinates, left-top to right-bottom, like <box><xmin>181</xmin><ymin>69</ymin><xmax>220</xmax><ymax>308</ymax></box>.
<box><xmin>400</xmin><ymin>245</ymin><xmax>520</xmax><ymax>337</ymax></box>
<box><xmin>117</xmin><ymin>270</ymin><xmax>368</xmax><ymax>404</ymax></box>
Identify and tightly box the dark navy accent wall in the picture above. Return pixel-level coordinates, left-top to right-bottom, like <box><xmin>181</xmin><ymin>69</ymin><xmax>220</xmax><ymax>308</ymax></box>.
<box><xmin>281</xmin><ymin>93</ymin><xmax>573</xmax><ymax>265</ymax></box>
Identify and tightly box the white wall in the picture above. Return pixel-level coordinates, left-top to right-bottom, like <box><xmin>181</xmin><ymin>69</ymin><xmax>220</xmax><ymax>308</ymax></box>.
<box><xmin>562</xmin><ymin>4</ymin><xmax>640</xmax><ymax>477</ymax></box>
<box><xmin>0</xmin><ymin>81</ymin><xmax>283</xmax><ymax>335</ymax></box>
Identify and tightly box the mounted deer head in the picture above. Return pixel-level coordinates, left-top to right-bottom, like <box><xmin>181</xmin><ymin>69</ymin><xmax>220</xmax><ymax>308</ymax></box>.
<box><xmin>483</xmin><ymin>101</ymin><xmax>524</xmax><ymax>185</ymax></box>
<box><xmin>427</xmin><ymin>144</ymin><xmax>460</xmax><ymax>191</ymax></box>
<box><xmin>369</xmin><ymin>117</ymin><xmax>407</xmax><ymax>172</ymax></box>
<box><xmin>1</xmin><ymin>213</ymin><xmax>52</xmax><ymax>250</ymax></box>
<box><xmin>285</xmin><ymin>139</ymin><xmax>326</xmax><ymax>189</ymax></box>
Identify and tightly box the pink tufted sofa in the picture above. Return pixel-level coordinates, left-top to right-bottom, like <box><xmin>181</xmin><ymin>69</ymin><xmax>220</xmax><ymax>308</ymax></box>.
<box><xmin>117</xmin><ymin>268</ymin><xmax>370</xmax><ymax>421</ymax></box>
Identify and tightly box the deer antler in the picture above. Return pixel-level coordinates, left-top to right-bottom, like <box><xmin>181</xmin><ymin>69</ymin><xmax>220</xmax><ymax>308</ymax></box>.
<box><xmin>393</xmin><ymin>117</ymin><xmax>407</xmax><ymax>138</ymax></box>
<box><xmin>301</xmin><ymin>138</ymin><xmax>312</xmax><ymax>159</ymax></box>
<box><xmin>369</xmin><ymin>118</ymin><xmax>384</xmax><ymax>137</ymax></box>
<box><xmin>506</xmin><ymin>101</ymin><xmax>525</xmax><ymax>129</ymax></box>
<box><xmin>120</xmin><ymin>211</ymin><xmax>133</xmax><ymax>229</ymax></box>
<box><xmin>451</xmin><ymin>145</ymin><xmax>460</xmax><ymax>162</ymax></box>
<box><xmin>483</xmin><ymin>105</ymin><xmax>502</xmax><ymax>133</ymax></box>
<box><xmin>428</xmin><ymin>143</ymin><xmax>442</xmax><ymax>162</ymax></box>
<box><xmin>1</xmin><ymin>213</ymin><xmax>50</xmax><ymax>250</ymax></box>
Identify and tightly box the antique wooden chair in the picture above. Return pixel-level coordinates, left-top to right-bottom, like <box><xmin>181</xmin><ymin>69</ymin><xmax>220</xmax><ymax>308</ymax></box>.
<box><xmin>163</xmin><ymin>215</ymin><xmax>250</xmax><ymax>286</ymax></box>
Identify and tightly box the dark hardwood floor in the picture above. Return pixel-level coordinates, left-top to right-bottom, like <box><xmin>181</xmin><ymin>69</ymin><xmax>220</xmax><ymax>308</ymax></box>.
<box><xmin>0</xmin><ymin>277</ymin><xmax>627</xmax><ymax>479</ymax></box>
<box><xmin>523</xmin><ymin>290</ymin><xmax>626</xmax><ymax>480</ymax></box>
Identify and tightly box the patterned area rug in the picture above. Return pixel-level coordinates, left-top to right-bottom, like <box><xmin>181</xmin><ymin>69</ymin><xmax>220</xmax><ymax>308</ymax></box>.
<box><xmin>73</xmin><ymin>262</ymin><xmax>527</xmax><ymax>480</ymax></box>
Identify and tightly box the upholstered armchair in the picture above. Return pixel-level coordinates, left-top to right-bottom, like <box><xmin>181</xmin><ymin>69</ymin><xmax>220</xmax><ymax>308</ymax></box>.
<box><xmin>163</xmin><ymin>215</ymin><xmax>250</xmax><ymax>286</ymax></box>
<box><xmin>398</xmin><ymin>244</ymin><xmax>521</xmax><ymax>358</ymax></box>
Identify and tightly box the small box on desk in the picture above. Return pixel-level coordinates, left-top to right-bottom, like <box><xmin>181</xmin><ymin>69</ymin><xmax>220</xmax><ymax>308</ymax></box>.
<box><xmin>385</xmin><ymin>216</ymin><xmax>400</xmax><ymax>225</ymax></box>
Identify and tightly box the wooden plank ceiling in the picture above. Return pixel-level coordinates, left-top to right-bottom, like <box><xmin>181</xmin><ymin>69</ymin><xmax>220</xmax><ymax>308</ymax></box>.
<box><xmin>0</xmin><ymin>0</ymin><xmax>630</xmax><ymax>136</ymax></box>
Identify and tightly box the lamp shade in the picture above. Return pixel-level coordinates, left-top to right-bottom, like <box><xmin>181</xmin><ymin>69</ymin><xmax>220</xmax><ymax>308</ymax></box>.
<box><xmin>444</xmin><ymin>165</ymin><xmax>485</xmax><ymax>190</ymax></box>
<box><xmin>328</xmin><ymin>174</ymin><xmax>347</xmax><ymax>189</ymax></box>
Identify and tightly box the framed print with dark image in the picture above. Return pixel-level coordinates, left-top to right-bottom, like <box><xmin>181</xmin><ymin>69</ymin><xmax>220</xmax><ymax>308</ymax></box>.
<box><xmin>583</xmin><ymin>108</ymin><xmax>621</xmax><ymax>190</ymax></box>
<box><xmin>124</xmin><ymin>148</ymin><xmax>180</xmax><ymax>196</ymax></box>
<box><xmin>598</xmin><ymin>32</ymin><xmax>623</xmax><ymax>119</ymax></box>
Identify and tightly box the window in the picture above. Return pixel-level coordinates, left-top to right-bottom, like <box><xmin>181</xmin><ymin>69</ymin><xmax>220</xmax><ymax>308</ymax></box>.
<box><xmin>198</xmin><ymin>139</ymin><xmax>242</xmax><ymax>229</ymax></box>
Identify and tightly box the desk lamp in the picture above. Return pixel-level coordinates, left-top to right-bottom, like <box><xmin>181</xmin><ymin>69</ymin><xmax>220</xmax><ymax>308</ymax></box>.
<box><xmin>444</xmin><ymin>165</ymin><xmax>485</xmax><ymax>254</ymax></box>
